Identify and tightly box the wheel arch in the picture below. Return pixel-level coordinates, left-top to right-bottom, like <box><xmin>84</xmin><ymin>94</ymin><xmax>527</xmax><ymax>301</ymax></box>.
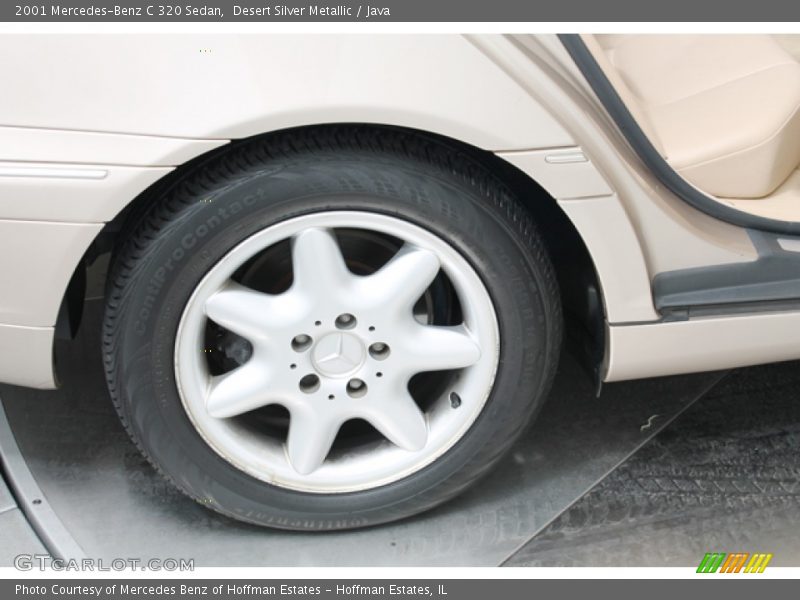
<box><xmin>58</xmin><ymin>124</ymin><xmax>606</xmax><ymax>384</ymax></box>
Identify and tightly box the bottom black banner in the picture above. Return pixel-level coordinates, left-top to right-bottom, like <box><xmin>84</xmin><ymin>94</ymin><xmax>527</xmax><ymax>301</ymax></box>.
<box><xmin>2</xmin><ymin>579</ymin><xmax>794</xmax><ymax>600</ymax></box>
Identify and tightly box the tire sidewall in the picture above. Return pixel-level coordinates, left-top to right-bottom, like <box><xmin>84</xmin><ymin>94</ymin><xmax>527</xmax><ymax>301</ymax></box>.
<box><xmin>110</xmin><ymin>150</ymin><xmax>555</xmax><ymax>529</ymax></box>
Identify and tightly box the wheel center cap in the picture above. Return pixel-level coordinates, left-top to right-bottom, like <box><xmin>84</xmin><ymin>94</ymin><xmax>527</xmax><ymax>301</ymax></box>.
<box><xmin>311</xmin><ymin>332</ymin><xmax>366</xmax><ymax>378</ymax></box>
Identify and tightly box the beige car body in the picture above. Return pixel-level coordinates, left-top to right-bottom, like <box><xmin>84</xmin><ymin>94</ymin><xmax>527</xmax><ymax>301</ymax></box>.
<box><xmin>1</xmin><ymin>33</ymin><xmax>797</xmax><ymax>389</ymax></box>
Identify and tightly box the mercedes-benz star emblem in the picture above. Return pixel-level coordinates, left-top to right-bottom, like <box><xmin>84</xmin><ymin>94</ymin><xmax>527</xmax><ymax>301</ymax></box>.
<box><xmin>311</xmin><ymin>332</ymin><xmax>367</xmax><ymax>378</ymax></box>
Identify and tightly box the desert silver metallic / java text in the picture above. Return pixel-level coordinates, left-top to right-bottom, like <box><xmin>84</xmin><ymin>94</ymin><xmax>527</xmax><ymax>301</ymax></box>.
<box><xmin>175</xmin><ymin>211</ymin><xmax>499</xmax><ymax>493</ymax></box>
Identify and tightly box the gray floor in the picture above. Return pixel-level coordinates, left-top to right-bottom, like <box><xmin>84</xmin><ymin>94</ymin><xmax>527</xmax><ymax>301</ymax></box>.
<box><xmin>0</xmin><ymin>474</ymin><xmax>13</xmax><ymax>513</ymax></box>
<box><xmin>0</xmin><ymin>468</ymin><xmax>47</xmax><ymax>563</ymax></box>
<box><xmin>506</xmin><ymin>360</ymin><xmax>800</xmax><ymax>567</ymax></box>
<box><xmin>0</xmin><ymin>298</ymin><xmax>722</xmax><ymax>566</ymax></box>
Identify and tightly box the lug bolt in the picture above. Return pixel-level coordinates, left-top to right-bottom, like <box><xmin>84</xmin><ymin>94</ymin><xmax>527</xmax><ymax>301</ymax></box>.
<box><xmin>291</xmin><ymin>334</ymin><xmax>313</xmax><ymax>352</ymax></box>
<box><xmin>346</xmin><ymin>378</ymin><xmax>368</xmax><ymax>398</ymax></box>
<box><xmin>369</xmin><ymin>342</ymin><xmax>390</xmax><ymax>360</ymax></box>
<box><xmin>299</xmin><ymin>374</ymin><xmax>320</xmax><ymax>393</ymax></box>
<box><xmin>335</xmin><ymin>313</ymin><xmax>357</xmax><ymax>330</ymax></box>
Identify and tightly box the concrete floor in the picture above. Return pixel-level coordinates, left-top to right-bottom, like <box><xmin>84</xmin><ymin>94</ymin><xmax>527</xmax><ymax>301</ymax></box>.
<box><xmin>0</xmin><ymin>298</ymin><xmax>723</xmax><ymax>566</ymax></box>
<box><xmin>0</xmin><ymin>475</ymin><xmax>46</xmax><ymax>564</ymax></box>
<box><xmin>4</xmin><ymin>328</ymin><xmax>800</xmax><ymax>566</ymax></box>
<box><xmin>2</xmin><ymin>255</ymin><xmax>799</xmax><ymax>567</ymax></box>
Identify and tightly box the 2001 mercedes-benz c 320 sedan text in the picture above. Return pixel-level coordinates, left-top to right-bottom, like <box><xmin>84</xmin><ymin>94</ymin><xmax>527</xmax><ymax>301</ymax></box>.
<box><xmin>3</xmin><ymin>34</ymin><xmax>800</xmax><ymax>529</ymax></box>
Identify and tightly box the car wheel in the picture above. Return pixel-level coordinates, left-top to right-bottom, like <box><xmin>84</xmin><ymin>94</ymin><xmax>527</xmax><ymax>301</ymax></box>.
<box><xmin>102</xmin><ymin>129</ymin><xmax>562</xmax><ymax>530</ymax></box>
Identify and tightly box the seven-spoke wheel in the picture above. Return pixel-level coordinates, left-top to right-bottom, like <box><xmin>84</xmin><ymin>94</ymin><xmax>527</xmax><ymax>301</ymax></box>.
<box><xmin>175</xmin><ymin>213</ymin><xmax>498</xmax><ymax>491</ymax></box>
<box><xmin>103</xmin><ymin>130</ymin><xmax>561</xmax><ymax>529</ymax></box>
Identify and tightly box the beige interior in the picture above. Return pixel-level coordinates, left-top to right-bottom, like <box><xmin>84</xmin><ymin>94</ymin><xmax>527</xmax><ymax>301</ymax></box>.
<box><xmin>586</xmin><ymin>34</ymin><xmax>800</xmax><ymax>221</ymax></box>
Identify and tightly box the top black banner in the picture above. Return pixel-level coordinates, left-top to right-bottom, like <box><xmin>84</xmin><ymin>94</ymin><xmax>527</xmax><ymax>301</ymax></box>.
<box><xmin>5</xmin><ymin>0</ymin><xmax>800</xmax><ymax>22</ymax></box>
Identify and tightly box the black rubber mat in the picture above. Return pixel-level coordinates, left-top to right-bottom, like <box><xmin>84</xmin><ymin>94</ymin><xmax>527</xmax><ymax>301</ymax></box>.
<box><xmin>504</xmin><ymin>360</ymin><xmax>800</xmax><ymax>567</ymax></box>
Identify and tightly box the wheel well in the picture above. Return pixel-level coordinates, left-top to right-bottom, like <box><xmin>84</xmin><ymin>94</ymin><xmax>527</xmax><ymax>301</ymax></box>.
<box><xmin>60</xmin><ymin>124</ymin><xmax>605</xmax><ymax>381</ymax></box>
<box><xmin>464</xmin><ymin>137</ymin><xmax>606</xmax><ymax>382</ymax></box>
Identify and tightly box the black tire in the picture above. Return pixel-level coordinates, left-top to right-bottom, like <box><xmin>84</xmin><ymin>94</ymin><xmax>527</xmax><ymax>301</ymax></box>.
<box><xmin>102</xmin><ymin>127</ymin><xmax>562</xmax><ymax>530</ymax></box>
